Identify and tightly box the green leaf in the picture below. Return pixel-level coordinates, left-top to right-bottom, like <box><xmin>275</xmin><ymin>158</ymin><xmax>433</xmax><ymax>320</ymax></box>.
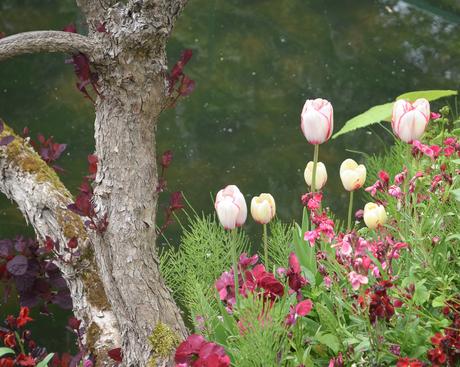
<box><xmin>413</xmin><ymin>283</ymin><xmax>430</xmax><ymax>306</ymax></box>
<box><xmin>316</xmin><ymin>333</ymin><xmax>340</xmax><ymax>354</ymax></box>
<box><xmin>0</xmin><ymin>347</ymin><xmax>15</xmax><ymax>358</ymax></box>
<box><xmin>315</xmin><ymin>303</ymin><xmax>339</xmax><ymax>333</ymax></box>
<box><xmin>432</xmin><ymin>295</ymin><xmax>446</xmax><ymax>308</ymax></box>
<box><xmin>37</xmin><ymin>353</ymin><xmax>54</xmax><ymax>367</ymax></box>
<box><xmin>396</xmin><ymin>89</ymin><xmax>458</xmax><ymax>102</ymax></box>
<box><xmin>333</xmin><ymin>89</ymin><xmax>458</xmax><ymax>139</ymax></box>
<box><xmin>332</xmin><ymin>102</ymin><xmax>393</xmax><ymax>139</ymax></box>
<box><xmin>450</xmin><ymin>188</ymin><xmax>460</xmax><ymax>202</ymax></box>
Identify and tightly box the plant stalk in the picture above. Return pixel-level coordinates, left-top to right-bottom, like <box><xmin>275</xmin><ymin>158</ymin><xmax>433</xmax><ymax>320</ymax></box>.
<box><xmin>347</xmin><ymin>190</ymin><xmax>354</xmax><ymax>231</ymax></box>
<box><xmin>263</xmin><ymin>223</ymin><xmax>268</xmax><ymax>269</ymax></box>
<box><xmin>231</xmin><ymin>229</ymin><xmax>239</xmax><ymax>305</ymax></box>
<box><xmin>311</xmin><ymin>144</ymin><xmax>319</xmax><ymax>193</ymax></box>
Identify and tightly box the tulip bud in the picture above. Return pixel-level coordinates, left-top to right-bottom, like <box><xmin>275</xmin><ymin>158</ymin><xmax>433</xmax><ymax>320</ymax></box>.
<box><xmin>251</xmin><ymin>193</ymin><xmax>276</xmax><ymax>224</ymax></box>
<box><xmin>300</xmin><ymin>98</ymin><xmax>334</xmax><ymax>144</ymax></box>
<box><xmin>304</xmin><ymin>161</ymin><xmax>327</xmax><ymax>190</ymax></box>
<box><xmin>391</xmin><ymin>98</ymin><xmax>430</xmax><ymax>143</ymax></box>
<box><xmin>363</xmin><ymin>203</ymin><xmax>387</xmax><ymax>229</ymax></box>
<box><xmin>340</xmin><ymin>159</ymin><xmax>366</xmax><ymax>191</ymax></box>
<box><xmin>215</xmin><ymin>185</ymin><xmax>247</xmax><ymax>230</ymax></box>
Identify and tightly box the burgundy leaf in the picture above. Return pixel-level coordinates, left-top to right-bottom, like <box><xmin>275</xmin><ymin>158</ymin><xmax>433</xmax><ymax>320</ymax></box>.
<box><xmin>0</xmin><ymin>32</ymin><xmax>5</xmax><ymax>39</ymax></box>
<box><xmin>96</xmin><ymin>21</ymin><xmax>107</xmax><ymax>33</ymax></box>
<box><xmin>6</xmin><ymin>255</ymin><xmax>28</xmax><ymax>276</ymax></box>
<box><xmin>19</xmin><ymin>291</ymin><xmax>39</xmax><ymax>308</ymax></box>
<box><xmin>108</xmin><ymin>348</ymin><xmax>123</xmax><ymax>363</ymax></box>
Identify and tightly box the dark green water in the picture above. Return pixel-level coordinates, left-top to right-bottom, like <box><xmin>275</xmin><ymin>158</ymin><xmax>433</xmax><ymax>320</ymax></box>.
<box><xmin>0</xmin><ymin>0</ymin><xmax>459</xmax><ymax>351</ymax></box>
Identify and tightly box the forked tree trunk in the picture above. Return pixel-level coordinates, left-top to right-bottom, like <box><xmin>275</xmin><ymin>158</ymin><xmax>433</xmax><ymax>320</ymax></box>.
<box><xmin>0</xmin><ymin>1</ymin><xmax>189</xmax><ymax>366</ymax></box>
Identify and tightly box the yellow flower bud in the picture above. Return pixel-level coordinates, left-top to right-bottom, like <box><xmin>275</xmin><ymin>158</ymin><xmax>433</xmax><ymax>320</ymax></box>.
<box><xmin>340</xmin><ymin>159</ymin><xmax>366</xmax><ymax>191</ymax></box>
<box><xmin>250</xmin><ymin>193</ymin><xmax>276</xmax><ymax>224</ymax></box>
<box><xmin>363</xmin><ymin>202</ymin><xmax>387</xmax><ymax>229</ymax></box>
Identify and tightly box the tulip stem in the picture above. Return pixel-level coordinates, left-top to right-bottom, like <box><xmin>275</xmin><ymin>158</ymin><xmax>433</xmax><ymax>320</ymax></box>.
<box><xmin>263</xmin><ymin>223</ymin><xmax>269</xmax><ymax>269</ymax></box>
<box><xmin>231</xmin><ymin>229</ymin><xmax>239</xmax><ymax>306</ymax></box>
<box><xmin>347</xmin><ymin>190</ymin><xmax>354</xmax><ymax>231</ymax></box>
<box><xmin>311</xmin><ymin>144</ymin><xmax>320</xmax><ymax>193</ymax></box>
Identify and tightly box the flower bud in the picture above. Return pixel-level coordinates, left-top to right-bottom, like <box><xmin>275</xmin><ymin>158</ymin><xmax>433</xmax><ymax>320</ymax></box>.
<box><xmin>304</xmin><ymin>161</ymin><xmax>327</xmax><ymax>190</ymax></box>
<box><xmin>339</xmin><ymin>159</ymin><xmax>366</xmax><ymax>191</ymax></box>
<box><xmin>250</xmin><ymin>193</ymin><xmax>276</xmax><ymax>224</ymax></box>
<box><xmin>215</xmin><ymin>185</ymin><xmax>247</xmax><ymax>230</ymax></box>
<box><xmin>300</xmin><ymin>98</ymin><xmax>333</xmax><ymax>144</ymax></box>
<box><xmin>391</xmin><ymin>99</ymin><xmax>430</xmax><ymax>143</ymax></box>
<box><xmin>363</xmin><ymin>203</ymin><xmax>387</xmax><ymax>229</ymax></box>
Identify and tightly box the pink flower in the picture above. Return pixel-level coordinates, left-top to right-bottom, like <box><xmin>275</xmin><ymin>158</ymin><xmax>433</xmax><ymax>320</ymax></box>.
<box><xmin>348</xmin><ymin>271</ymin><xmax>369</xmax><ymax>290</ymax></box>
<box><xmin>394</xmin><ymin>167</ymin><xmax>408</xmax><ymax>185</ymax></box>
<box><xmin>332</xmin><ymin>234</ymin><xmax>353</xmax><ymax>256</ymax></box>
<box><xmin>431</xmin><ymin>112</ymin><xmax>441</xmax><ymax>120</ymax></box>
<box><xmin>300</xmin><ymin>98</ymin><xmax>333</xmax><ymax>144</ymax></box>
<box><xmin>304</xmin><ymin>230</ymin><xmax>319</xmax><ymax>246</ymax></box>
<box><xmin>215</xmin><ymin>185</ymin><xmax>247</xmax><ymax>230</ymax></box>
<box><xmin>365</xmin><ymin>180</ymin><xmax>384</xmax><ymax>197</ymax></box>
<box><xmin>388</xmin><ymin>185</ymin><xmax>403</xmax><ymax>199</ymax></box>
<box><xmin>412</xmin><ymin>140</ymin><xmax>440</xmax><ymax>160</ymax></box>
<box><xmin>286</xmin><ymin>299</ymin><xmax>313</xmax><ymax>326</ymax></box>
<box><xmin>175</xmin><ymin>334</ymin><xmax>230</xmax><ymax>367</ymax></box>
<box><xmin>392</xmin><ymin>99</ymin><xmax>430</xmax><ymax>143</ymax></box>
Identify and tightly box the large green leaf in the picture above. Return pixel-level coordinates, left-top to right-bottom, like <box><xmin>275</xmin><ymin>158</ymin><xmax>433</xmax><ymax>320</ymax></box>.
<box><xmin>332</xmin><ymin>102</ymin><xmax>393</xmax><ymax>139</ymax></box>
<box><xmin>36</xmin><ymin>353</ymin><xmax>54</xmax><ymax>367</ymax></box>
<box><xmin>397</xmin><ymin>89</ymin><xmax>458</xmax><ymax>102</ymax></box>
<box><xmin>332</xmin><ymin>89</ymin><xmax>458</xmax><ymax>139</ymax></box>
<box><xmin>0</xmin><ymin>347</ymin><xmax>15</xmax><ymax>358</ymax></box>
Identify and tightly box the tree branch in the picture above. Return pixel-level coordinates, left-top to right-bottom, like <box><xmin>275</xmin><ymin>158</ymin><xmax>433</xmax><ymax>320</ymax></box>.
<box><xmin>0</xmin><ymin>121</ymin><xmax>120</xmax><ymax>364</ymax></box>
<box><xmin>0</xmin><ymin>31</ymin><xmax>95</xmax><ymax>62</ymax></box>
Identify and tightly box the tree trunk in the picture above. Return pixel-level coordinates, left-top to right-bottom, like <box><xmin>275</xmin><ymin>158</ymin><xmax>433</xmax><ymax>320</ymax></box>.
<box><xmin>91</xmin><ymin>33</ymin><xmax>187</xmax><ymax>366</ymax></box>
<box><xmin>0</xmin><ymin>1</ymin><xmax>190</xmax><ymax>366</ymax></box>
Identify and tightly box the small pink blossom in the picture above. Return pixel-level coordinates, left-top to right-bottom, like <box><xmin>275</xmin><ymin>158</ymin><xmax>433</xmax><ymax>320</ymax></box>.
<box><xmin>304</xmin><ymin>230</ymin><xmax>319</xmax><ymax>247</ymax></box>
<box><xmin>348</xmin><ymin>271</ymin><xmax>368</xmax><ymax>290</ymax></box>
<box><xmin>431</xmin><ymin>112</ymin><xmax>441</xmax><ymax>120</ymax></box>
<box><xmin>388</xmin><ymin>185</ymin><xmax>403</xmax><ymax>199</ymax></box>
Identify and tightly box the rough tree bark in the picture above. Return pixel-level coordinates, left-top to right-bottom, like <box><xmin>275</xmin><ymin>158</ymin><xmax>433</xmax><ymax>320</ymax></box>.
<box><xmin>0</xmin><ymin>1</ymin><xmax>189</xmax><ymax>366</ymax></box>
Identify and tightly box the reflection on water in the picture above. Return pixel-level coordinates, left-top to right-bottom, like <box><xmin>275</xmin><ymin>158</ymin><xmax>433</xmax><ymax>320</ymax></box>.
<box><xmin>0</xmin><ymin>0</ymin><xmax>459</xmax><ymax>347</ymax></box>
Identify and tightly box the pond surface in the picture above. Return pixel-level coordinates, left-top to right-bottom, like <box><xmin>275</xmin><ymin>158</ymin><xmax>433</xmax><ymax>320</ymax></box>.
<box><xmin>0</xmin><ymin>0</ymin><xmax>459</xmax><ymax>351</ymax></box>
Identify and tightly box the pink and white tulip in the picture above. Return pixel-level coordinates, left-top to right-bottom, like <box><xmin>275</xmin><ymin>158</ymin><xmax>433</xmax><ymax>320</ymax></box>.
<box><xmin>215</xmin><ymin>185</ymin><xmax>247</xmax><ymax>230</ymax></box>
<box><xmin>391</xmin><ymin>98</ymin><xmax>430</xmax><ymax>143</ymax></box>
<box><xmin>300</xmin><ymin>98</ymin><xmax>333</xmax><ymax>144</ymax></box>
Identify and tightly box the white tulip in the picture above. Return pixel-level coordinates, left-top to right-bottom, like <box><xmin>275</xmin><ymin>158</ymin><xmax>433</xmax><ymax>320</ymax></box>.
<box><xmin>304</xmin><ymin>161</ymin><xmax>327</xmax><ymax>190</ymax></box>
<box><xmin>363</xmin><ymin>203</ymin><xmax>387</xmax><ymax>229</ymax></box>
<box><xmin>340</xmin><ymin>159</ymin><xmax>366</xmax><ymax>191</ymax></box>
<box><xmin>251</xmin><ymin>193</ymin><xmax>276</xmax><ymax>224</ymax></box>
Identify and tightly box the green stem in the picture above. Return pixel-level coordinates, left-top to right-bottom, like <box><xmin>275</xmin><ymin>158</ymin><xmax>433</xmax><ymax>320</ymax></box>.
<box><xmin>347</xmin><ymin>190</ymin><xmax>354</xmax><ymax>231</ymax></box>
<box><xmin>263</xmin><ymin>223</ymin><xmax>268</xmax><ymax>269</ymax></box>
<box><xmin>311</xmin><ymin>144</ymin><xmax>319</xmax><ymax>192</ymax></box>
<box><xmin>231</xmin><ymin>229</ymin><xmax>239</xmax><ymax>305</ymax></box>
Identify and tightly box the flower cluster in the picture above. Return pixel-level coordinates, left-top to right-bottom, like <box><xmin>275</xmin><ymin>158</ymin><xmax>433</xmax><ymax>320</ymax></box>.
<box><xmin>175</xmin><ymin>334</ymin><xmax>230</xmax><ymax>367</ymax></box>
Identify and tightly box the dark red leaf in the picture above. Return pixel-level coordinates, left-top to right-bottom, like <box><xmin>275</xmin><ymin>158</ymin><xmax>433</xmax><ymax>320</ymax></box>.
<box><xmin>108</xmin><ymin>348</ymin><xmax>123</xmax><ymax>363</ymax></box>
<box><xmin>180</xmin><ymin>49</ymin><xmax>193</xmax><ymax>65</ymax></box>
<box><xmin>68</xmin><ymin>317</ymin><xmax>81</xmax><ymax>330</ymax></box>
<box><xmin>96</xmin><ymin>22</ymin><xmax>107</xmax><ymax>33</ymax></box>
<box><xmin>67</xmin><ymin>238</ymin><xmax>78</xmax><ymax>249</ymax></box>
